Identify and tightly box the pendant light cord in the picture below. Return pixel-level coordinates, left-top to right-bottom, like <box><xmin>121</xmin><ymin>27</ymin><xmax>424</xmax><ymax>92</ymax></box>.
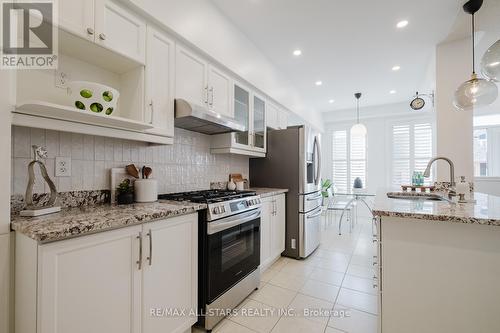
<box><xmin>356</xmin><ymin>99</ymin><xmax>360</xmax><ymax>124</ymax></box>
<box><xmin>472</xmin><ymin>13</ymin><xmax>476</xmax><ymax>74</ymax></box>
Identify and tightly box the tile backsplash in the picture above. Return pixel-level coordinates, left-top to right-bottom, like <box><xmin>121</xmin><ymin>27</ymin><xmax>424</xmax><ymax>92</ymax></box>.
<box><xmin>12</xmin><ymin>126</ymin><xmax>249</xmax><ymax>195</ymax></box>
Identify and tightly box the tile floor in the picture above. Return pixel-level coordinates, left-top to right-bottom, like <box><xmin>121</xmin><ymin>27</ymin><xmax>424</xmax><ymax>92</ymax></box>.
<box><xmin>194</xmin><ymin>213</ymin><xmax>379</xmax><ymax>333</ymax></box>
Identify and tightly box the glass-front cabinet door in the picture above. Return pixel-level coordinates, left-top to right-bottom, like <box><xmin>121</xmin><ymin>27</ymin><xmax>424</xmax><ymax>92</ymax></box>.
<box><xmin>233</xmin><ymin>84</ymin><xmax>251</xmax><ymax>147</ymax></box>
<box><xmin>252</xmin><ymin>94</ymin><xmax>266</xmax><ymax>151</ymax></box>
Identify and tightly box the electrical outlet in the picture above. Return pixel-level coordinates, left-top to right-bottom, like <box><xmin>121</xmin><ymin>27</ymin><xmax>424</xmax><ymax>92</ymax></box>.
<box><xmin>55</xmin><ymin>157</ymin><xmax>71</xmax><ymax>177</ymax></box>
<box><xmin>291</xmin><ymin>238</ymin><xmax>296</xmax><ymax>249</ymax></box>
<box><xmin>55</xmin><ymin>70</ymin><xmax>70</xmax><ymax>89</ymax></box>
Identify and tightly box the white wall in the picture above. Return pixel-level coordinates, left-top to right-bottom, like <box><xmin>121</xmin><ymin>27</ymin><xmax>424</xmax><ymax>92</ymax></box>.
<box><xmin>0</xmin><ymin>70</ymin><xmax>13</xmax><ymax>333</ymax></box>
<box><xmin>322</xmin><ymin>102</ymin><xmax>435</xmax><ymax>193</ymax></box>
<box><xmin>124</xmin><ymin>0</ymin><xmax>322</xmax><ymax>130</ymax></box>
<box><xmin>435</xmin><ymin>37</ymin><xmax>474</xmax><ymax>180</ymax></box>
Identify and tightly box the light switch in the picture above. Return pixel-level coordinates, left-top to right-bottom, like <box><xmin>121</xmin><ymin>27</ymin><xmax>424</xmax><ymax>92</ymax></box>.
<box><xmin>55</xmin><ymin>157</ymin><xmax>71</xmax><ymax>177</ymax></box>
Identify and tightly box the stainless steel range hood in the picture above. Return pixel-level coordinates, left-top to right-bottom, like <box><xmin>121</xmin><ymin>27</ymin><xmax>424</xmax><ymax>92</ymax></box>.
<box><xmin>174</xmin><ymin>99</ymin><xmax>245</xmax><ymax>135</ymax></box>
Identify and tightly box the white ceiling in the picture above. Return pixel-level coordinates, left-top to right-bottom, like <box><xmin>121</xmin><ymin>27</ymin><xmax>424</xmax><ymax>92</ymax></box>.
<box><xmin>211</xmin><ymin>0</ymin><xmax>460</xmax><ymax>112</ymax></box>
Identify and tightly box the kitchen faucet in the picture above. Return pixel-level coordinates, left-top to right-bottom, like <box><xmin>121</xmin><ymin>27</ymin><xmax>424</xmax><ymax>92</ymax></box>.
<box><xmin>423</xmin><ymin>157</ymin><xmax>456</xmax><ymax>188</ymax></box>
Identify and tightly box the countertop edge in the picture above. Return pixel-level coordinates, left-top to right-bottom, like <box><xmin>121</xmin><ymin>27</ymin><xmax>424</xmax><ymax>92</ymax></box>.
<box><xmin>11</xmin><ymin>201</ymin><xmax>207</xmax><ymax>244</ymax></box>
<box><xmin>373</xmin><ymin>209</ymin><xmax>500</xmax><ymax>227</ymax></box>
<box><xmin>249</xmin><ymin>188</ymin><xmax>289</xmax><ymax>198</ymax></box>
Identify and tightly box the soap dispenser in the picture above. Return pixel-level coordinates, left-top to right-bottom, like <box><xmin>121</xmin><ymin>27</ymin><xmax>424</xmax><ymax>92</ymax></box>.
<box><xmin>456</xmin><ymin>176</ymin><xmax>469</xmax><ymax>202</ymax></box>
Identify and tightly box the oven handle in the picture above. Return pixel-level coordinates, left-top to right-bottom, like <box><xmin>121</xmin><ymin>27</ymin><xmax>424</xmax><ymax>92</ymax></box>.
<box><xmin>207</xmin><ymin>209</ymin><xmax>261</xmax><ymax>235</ymax></box>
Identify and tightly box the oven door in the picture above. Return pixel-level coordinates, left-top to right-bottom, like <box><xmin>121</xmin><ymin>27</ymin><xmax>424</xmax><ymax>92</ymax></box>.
<box><xmin>206</xmin><ymin>209</ymin><xmax>261</xmax><ymax>303</ymax></box>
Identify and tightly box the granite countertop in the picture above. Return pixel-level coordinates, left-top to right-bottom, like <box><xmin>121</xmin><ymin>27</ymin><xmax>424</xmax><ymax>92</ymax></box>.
<box><xmin>11</xmin><ymin>200</ymin><xmax>207</xmax><ymax>244</ymax></box>
<box><xmin>373</xmin><ymin>190</ymin><xmax>500</xmax><ymax>226</ymax></box>
<box><xmin>249</xmin><ymin>188</ymin><xmax>289</xmax><ymax>198</ymax></box>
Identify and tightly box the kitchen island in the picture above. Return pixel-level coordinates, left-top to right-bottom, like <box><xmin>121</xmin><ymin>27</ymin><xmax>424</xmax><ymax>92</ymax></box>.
<box><xmin>373</xmin><ymin>191</ymin><xmax>500</xmax><ymax>333</ymax></box>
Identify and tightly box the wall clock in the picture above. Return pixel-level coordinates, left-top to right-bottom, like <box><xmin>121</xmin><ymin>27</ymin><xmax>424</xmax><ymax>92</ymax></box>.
<box><xmin>410</xmin><ymin>91</ymin><xmax>434</xmax><ymax>111</ymax></box>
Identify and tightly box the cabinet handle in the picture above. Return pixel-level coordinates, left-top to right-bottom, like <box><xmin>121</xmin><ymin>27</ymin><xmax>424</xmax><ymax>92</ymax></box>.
<box><xmin>204</xmin><ymin>86</ymin><xmax>208</xmax><ymax>104</ymax></box>
<box><xmin>147</xmin><ymin>230</ymin><xmax>153</xmax><ymax>266</ymax></box>
<box><xmin>209</xmin><ymin>87</ymin><xmax>214</xmax><ymax>106</ymax></box>
<box><xmin>99</xmin><ymin>33</ymin><xmax>106</xmax><ymax>41</ymax></box>
<box><xmin>136</xmin><ymin>232</ymin><xmax>143</xmax><ymax>270</ymax></box>
<box><xmin>87</xmin><ymin>27</ymin><xmax>94</xmax><ymax>35</ymax></box>
<box><xmin>149</xmin><ymin>100</ymin><xmax>154</xmax><ymax>124</ymax></box>
<box><xmin>273</xmin><ymin>200</ymin><xmax>277</xmax><ymax>216</ymax></box>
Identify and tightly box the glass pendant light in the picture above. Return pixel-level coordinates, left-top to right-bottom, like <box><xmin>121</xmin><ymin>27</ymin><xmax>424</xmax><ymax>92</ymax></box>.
<box><xmin>453</xmin><ymin>0</ymin><xmax>498</xmax><ymax>111</ymax></box>
<box><xmin>351</xmin><ymin>93</ymin><xmax>367</xmax><ymax>136</ymax></box>
<box><xmin>481</xmin><ymin>40</ymin><xmax>500</xmax><ymax>82</ymax></box>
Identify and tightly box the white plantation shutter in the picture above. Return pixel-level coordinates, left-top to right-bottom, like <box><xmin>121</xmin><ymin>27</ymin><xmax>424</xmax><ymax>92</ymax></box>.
<box><xmin>392</xmin><ymin>125</ymin><xmax>411</xmax><ymax>186</ymax></box>
<box><xmin>350</xmin><ymin>132</ymin><xmax>366</xmax><ymax>187</ymax></box>
<box><xmin>332</xmin><ymin>130</ymin><xmax>348</xmax><ymax>192</ymax></box>
<box><xmin>414</xmin><ymin>123</ymin><xmax>433</xmax><ymax>180</ymax></box>
<box><xmin>391</xmin><ymin>122</ymin><xmax>433</xmax><ymax>187</ymax></box>
<box><xmin>332</xmin><ymin>129</ymin><xmax>367</xmax><ymax>192</ymax></box>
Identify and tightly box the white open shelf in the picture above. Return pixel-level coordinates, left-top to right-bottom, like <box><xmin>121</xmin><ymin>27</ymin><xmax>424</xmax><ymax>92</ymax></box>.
<box><xmin>14</xmin><ymin>101</ymin><xmax>154</xmax><ymax>131</ymax></box>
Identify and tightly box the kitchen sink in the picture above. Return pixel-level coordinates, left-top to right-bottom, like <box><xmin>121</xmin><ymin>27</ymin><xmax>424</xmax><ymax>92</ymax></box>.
<box><xmin>386</xmin><ymin>192</ymin><xmax>454</xmax><ymax>203</ymax></box>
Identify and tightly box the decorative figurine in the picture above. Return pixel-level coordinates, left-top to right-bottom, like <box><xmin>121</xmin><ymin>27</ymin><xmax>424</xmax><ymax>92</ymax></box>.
<box><xmin>20</xmin><ymin>145</ymin><xmax>61</xmax><ymax>217</ymax></box>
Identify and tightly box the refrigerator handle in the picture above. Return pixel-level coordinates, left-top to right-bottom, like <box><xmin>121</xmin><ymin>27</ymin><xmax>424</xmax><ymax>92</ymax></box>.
<box><xmin>313</xmin><ymin>136</ymin><xmax>321</xmax><ymax>186</ymax></box>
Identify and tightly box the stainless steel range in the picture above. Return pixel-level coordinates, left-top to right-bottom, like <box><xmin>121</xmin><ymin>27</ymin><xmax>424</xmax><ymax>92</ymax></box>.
<box><xmin>159</xmin><ymin>190</ymin><xmax>262</xmax><ymax>331</ymax></box>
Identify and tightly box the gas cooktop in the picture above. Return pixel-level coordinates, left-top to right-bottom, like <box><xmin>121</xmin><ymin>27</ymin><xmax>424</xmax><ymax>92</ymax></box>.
<box><xmin>158</xmin><ymin>189</ymin><xmax>257</xmax><ymax>204</ymax></box>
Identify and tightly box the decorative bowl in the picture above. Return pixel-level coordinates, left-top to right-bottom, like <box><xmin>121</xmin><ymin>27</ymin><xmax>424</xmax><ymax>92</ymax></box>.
<box><xmin>68</xmin><ymin>81</ymin><xmax>119</xmax><ymax>116</ymax></box>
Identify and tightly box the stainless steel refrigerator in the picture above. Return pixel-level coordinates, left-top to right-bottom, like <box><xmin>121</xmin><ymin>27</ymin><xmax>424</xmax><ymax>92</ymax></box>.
<box><xmin>250</xmin><ymin>125</ymin><xmax>322</xmax><ymax>258</ymax></box>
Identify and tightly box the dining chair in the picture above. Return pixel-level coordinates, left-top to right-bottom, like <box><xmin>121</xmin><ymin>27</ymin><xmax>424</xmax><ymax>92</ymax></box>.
<box><xmin>325</xmin><ymin>188</ymin><xmax>355</xmax><ymax>233</ymax></box>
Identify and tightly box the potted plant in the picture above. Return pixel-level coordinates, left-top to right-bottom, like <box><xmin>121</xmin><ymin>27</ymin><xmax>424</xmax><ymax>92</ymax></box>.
<box><xmin>116</xmin><ymin>179</ymin><xmax>134</xmax><ymax>205</ymax></box>
<box><xmin>321</xmin><ymin>179</ymin><xmax>333</xmax><ymax>206</ymax></box>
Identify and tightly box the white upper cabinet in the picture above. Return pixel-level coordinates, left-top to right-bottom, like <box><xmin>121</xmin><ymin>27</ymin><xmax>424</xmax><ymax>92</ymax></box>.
<box><xmin>145</xmin><ymin>26</ymin><xmax>175</xmax><ymax>138</ymax></box>
<box><xmin>208</xmin><ymin>65</ymin><xmax>233</xmax><ymax>118</ymax></box>
<box><xmin>175</xmin><ymin>45</ymin><xmax>209</xmax><ymax>106</ymax></box>
<box><xmin>278</xmin><ymin>109</ymin><xmax>288</xmax><ymax>130</ymax></box>
<box><xmin>266</xmin><ymin>102</ymin><xmax>288</xmax><ymax>130</ymax></box>
<box><xmin>95</xmin><ymin>0</ymin><xmax>146</xmax><ymax>64</ymax></box>
<box><xmin>175</xmin><ymin>46</ymin><xmax>233</xmax><ymax>118</ymax></box>
<box><xmin>59</xmin><ymin>0</ymin><xmax>146</xmax><ymax>64</ymax></box>
<box><xmin>252</xmin><ymin>93</ymin><xmax>266</xmax><ymax>151</ymax></box>
<box><xmin>59</xmin><ymin>0</ymin><xmax>95</xmax><ymax>41</ymax></box>
<box><xmin>211</xmin><ymin>82</ymin><xmax>268</xmax><ymax>157</ymax></box>
<box><xmin>266</xmin><ymin>102</ymin><xmax>280</xmax><ymax>130</ymax></box>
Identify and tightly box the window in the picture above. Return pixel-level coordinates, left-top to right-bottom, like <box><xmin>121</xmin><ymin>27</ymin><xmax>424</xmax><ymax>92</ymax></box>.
<box><xmin>474</xmin><ymin>126</ymin><xmax>500</xmax><ymax>177</ymax></box>
<box><xmin>332</xmin><ymin>129</ymin><xmax>366</xmax><ymax>192</ymax></box>
<box><xmin>474</xmin><ymin>129</ymin><xmax>488</xmax><ymax>176</ymax></box>
<box><xmin>391</xmin><ymin>122</ymin><xmax>433</xmax><ymax>186</ymax></box>
<box><xmin>332</xmin><ymin>130</ymin><xmax>348</xmax><ymax>192</ymax></box>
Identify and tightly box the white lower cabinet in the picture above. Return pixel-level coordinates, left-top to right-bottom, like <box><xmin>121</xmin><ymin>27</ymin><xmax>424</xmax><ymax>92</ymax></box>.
<box><xmin>141</xmin><ymin>216</ymin><xmax>198</xmax><ymax>333</ymax></box>
<box><xmin>15</xmin><ymin>213</ymin><xmax>198</xmax><ymax>333</ymax></box>
<box><xmin>260</xmin><ymin>194</ymin><xmax>286</xmax><ymax>270</ymax></box>
<box><xmin>271</xmin><ymin>194</ymin><xmax>286</xmax><ymax>258</ymax></box>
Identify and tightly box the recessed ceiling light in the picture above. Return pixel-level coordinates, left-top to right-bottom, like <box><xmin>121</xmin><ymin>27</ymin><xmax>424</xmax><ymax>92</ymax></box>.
<box><xmin>315</xmin><ymin>81</ymin><xmax>323</xmax><ymax>86</ymax></box>
<box><xmin>396</xmin><ymin>20</ymin><xmax>409</xmax><ymax>28</ymax></box>
<box><xmin>293</xmin><ymin>49</ymin><xmax>302</xmax><ymax>56</ymax></box>
<box><xmin>390</xmin><ymin>90</ymin><xmax>397</xmax><ymax>94</ymax></box>
<box><xmin>329</xmin><ymin>99</ymin><xmax>335</xmax><ymax>104</ymax></box>
<box><xmin>392</xmin><ymin>65</ymin><xmax>401</xmax><ymax>71</ymax></box>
